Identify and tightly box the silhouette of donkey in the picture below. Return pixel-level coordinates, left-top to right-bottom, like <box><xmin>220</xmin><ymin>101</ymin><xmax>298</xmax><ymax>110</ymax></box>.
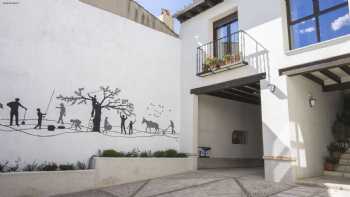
<box><xmin>142</xmin><ymin>118</ymin><xmax>159</xmax><ymax>133</ymax></box>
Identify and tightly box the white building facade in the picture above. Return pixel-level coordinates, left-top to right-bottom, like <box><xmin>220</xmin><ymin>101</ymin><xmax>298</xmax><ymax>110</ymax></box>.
<box><xmin>0</xmin><ymin>0</ymin><xmax>350</xmax><ymax>184</ymax></box>
<box><xmin>177</xmin><ymin>0</ymin><xmax>350</xmax><ymax>182</ymax></box>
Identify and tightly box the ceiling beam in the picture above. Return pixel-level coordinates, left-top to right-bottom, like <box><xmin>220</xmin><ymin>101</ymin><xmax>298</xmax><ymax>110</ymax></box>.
<box><xmin>340</xmin><ymin>65</ymin><xmax>350</xmax><ymax>75</ymax></box>
<box><xmin>208</xmin><ymin>92</ymin><xmax>260</xmax><ymax>105</ymax></box>
<box><xmin>230</xmin><ymin>87</ymin><xmax>260</xmax><ymax>98</ymax></box>
<box><xmin>279</xmin><ymin>53</ymin><xmax>350</xmax><ymax>76</ymax></box>
<box><xmin>324</xmin><ymin>81</ymin><xmax>350</xmax><ymax>92</ymax></box>
<box><xmin>320</xmin><ymin>70</ymin><xmax>341</xmax><ymax>84</ymax></box>
<box><xmin>302</xmin><ymin>73</ymin><xmax>324</xmax><ymax>86</ymax></box>
<box><xmin>221</xmin><ymin>90</ymin><xmax>260</xmax><ymax>102</ymax></box>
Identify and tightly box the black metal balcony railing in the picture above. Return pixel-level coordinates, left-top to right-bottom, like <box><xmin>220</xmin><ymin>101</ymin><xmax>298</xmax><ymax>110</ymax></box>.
<box><xmin>196</xmin><ymin>30</ymin><xmax>265</xmax><ymax>77</ymax></box>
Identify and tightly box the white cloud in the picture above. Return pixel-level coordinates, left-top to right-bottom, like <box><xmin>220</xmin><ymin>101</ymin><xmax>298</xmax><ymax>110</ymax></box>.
<box><xmin>299</xmin><ymin>27</ymin><xmax>315</xmax><ymax>34</ymax></box>
<box><xmin>331</xmin><ymin>13</ymin><xmax>350</xmax><ymax>31</ymax></box>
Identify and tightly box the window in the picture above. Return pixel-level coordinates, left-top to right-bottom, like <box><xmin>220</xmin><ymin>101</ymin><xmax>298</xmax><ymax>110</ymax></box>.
<box><xmin>287</xmin><ymin>0</ymin><xmax>350</xmax><ymax>49</ymax></box>
<box><xmin>213</xmin><ymin>13</ymin><xmax>239</xmax><ymax>58</ymax></box>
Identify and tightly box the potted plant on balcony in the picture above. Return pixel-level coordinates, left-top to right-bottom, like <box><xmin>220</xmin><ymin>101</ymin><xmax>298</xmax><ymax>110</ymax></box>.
<box><xmin>204</xmin><ymin>57</ymin><xmax>221</xmax><ymax>72</ymax></box>
<box><xmin>324</xmin><ymin>156</ymin><xmax>338</xmax><ymax>171</ymax></box>
<box><xmin>224</xmin><ymin>54</ymin><xmax>232</xmax><ymax>65</ymax></box>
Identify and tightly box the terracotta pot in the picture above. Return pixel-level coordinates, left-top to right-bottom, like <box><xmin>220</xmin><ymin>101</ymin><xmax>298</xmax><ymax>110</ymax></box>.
<box><xmin>332</xmin><ymin>152</ymin><xmax>342</xmax><ymax>159</ymax></box>
<box><xmin>324</xmin><ymin>162</ymin><xmax>334</xmax><ymax>171</ymax></box>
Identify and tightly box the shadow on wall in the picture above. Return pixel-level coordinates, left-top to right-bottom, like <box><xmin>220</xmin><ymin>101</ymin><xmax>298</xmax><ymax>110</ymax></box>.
<box><xmin>262</xmin><ymin>122</ymin><xmax>295</xmax><ymax>183</ymax></box>
<box><xmin>287</xmin><ymin>76</ymin><xmax>343</xmax><ymax>179</ymax></box>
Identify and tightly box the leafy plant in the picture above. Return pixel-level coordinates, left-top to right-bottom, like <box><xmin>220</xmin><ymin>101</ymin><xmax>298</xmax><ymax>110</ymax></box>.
<box><xmin>140</xmin><ymin>151</ymin><xmax>151</xmax><ymax>157</ymax></box>
<box><xmin>153</xmin><ymin>151</ymin><xmax>166</xmax><ymax>157</ymax></box>
<box><xmin>325</xmin><ymin>156</ymin><xmax>338</xmax><ymax>165</ymax></box>
<box><xmin>165</xmin><ymin>149</ymin><xmax>178</xmax><ymax>157</ymax></box>
<box><xmin>7</xmin><ymin>158</ymin><xmax>21</xmax><ymax>172</ymax></box>
<box><xmin>125</xmin><ymin>149</ymin><xmax>139</xmax><ymax>157</ymax></box>
<box><xmin>102</xmin><ymin>149</ymin><xmax>125</xmax><ymax>157</ymax></box>
<box><xmin>0</xmin><ymin>161</ymin><xmax>9</xmax><ymax>172</ymax></box>
<box><xmin>23</xmin><ymin>161</ymin><xmax>38</xmax><ymax>172</ymax></box>
<box><xmin>38</xmin><ymin>162</ymin><xmax>58</xmax><ymax>171</ymax></box>
<box><xmin>176</xmin><ymin>153</ymin><xmax>188</xmax><ymax>158</ymax></box>
<box><xmin>76</xmin><ymin>161</ymin><xmax>87</xmax><ymax>170</ymax></box>
<box><xmin>59</xmin><ymin>164</ymin><xmax>75</xmax><ymax>171</ymax></box>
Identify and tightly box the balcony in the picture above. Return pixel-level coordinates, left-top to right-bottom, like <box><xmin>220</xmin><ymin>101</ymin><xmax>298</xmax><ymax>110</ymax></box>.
<box><xmin>196</xmin><ymin>30</ymin><xmax>266</xmax><ymax>77</ymax></box>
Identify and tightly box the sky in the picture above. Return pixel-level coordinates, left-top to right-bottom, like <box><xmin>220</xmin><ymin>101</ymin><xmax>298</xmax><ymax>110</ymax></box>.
<box><xmin>135</xmin><ymin>0</ymin><xmax>193</xmax><ymax>33</ymax></box>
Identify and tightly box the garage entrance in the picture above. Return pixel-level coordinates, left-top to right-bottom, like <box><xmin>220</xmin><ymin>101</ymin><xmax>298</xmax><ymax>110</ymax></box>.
<box><xmin>191</xmin><ymin>73</ymin><xmax>265</xmax><ymax>169</ymax></box>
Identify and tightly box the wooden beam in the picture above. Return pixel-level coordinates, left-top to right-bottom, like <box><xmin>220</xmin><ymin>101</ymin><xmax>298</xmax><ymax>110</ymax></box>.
<box><xmin>340</xmin><ymin>65</ymin><xmax>350</xmax><ymax>75</ymax></box>
<box><xmin>230</xmin><ymin>88</ymin><xmax>260</xmax><ymax>98</ymax></box>
<box><xmin>190</xmin><ymin>73</ymin><xmax>266</xmax><ymax>95</ymax></box>
<box><xmin>208</xmin><ymin>92</ymin><xmax>260</xmax><ymax>105</ymax></box>
<box><xmin>302</xmin><ymin>73</ymin><xmax>324</xmax><ymax>86</ymax></box>
<box><xmin>246</xmin><ymin>83</ymin><xmax>260</xmax><ymax>90</ymax></box>
<box><xmin>324</xmin><ymin>81</ymin><xmax>350</xmax><ymax>92</ymax></box>
<box><xmin>279</xmin><ymin>53</ymin><xmax>350</xmax><ymax>76</ymax></box>
<box><xmin>320</xmin><ymin>70</ymin><xmax>341</xmax><ymax>84</ymax></box>
<box><xmin>221</xmin><ymin>90</ymin><xmax>260</xmax><ymax>102</ymax></box>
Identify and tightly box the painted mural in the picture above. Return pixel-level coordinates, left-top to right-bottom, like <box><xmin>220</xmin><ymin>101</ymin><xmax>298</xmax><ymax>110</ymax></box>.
<box><xmin>0</xmin><ymin>86</ymin><xmax>178</xmax><ymax>140</ymax></box>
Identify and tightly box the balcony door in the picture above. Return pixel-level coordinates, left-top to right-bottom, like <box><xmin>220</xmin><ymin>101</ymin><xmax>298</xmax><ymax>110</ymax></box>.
<box><xmin>213</xmin><ymin>13</ymin><xmax>239</xmax><ymax>59</ymax></box>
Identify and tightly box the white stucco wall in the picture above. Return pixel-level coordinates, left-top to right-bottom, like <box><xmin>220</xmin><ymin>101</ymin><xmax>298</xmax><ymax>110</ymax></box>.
<box><xmin>287</xmin><ymin>76</ymin><xmax>343</xmax><ymax>179</ymax></box>
<box><xmin>198</xmin><ymin>95</ymin><xmax>263</xmax><ymax>158</ymax></box>
<box><xmin>179</xmin><ymin>0</ymin><xmax>350</xmax><ymax>182</ymax></box>
<box><xmin>0</xmin><ymin>0</ymin><xmax>181</xmax><ymax>165</ymax></box>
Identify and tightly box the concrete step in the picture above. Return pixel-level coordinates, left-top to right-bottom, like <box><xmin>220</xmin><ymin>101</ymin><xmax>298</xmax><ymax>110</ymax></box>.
<box><xmin>339</xmin><ymin>158</ymin><xmax>350</xmax><ymax>165</ymax></box>
<box><xmin>335</xmin><ymin>165</ymin><xmax>350</xmax><ymax>172</ymax></box>
<box><xmin>340</xmin><ymin>153</ymin><xmax>350</xmax><ymax>159</ymax></box>
<box><xmin>324</xmin><ymin>171</ymin><xmax>350</xmax><ymax>179</ymax></box>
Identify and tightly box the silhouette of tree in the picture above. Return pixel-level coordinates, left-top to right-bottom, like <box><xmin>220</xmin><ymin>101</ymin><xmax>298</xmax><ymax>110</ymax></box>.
<box><xmin>57</xmin><ymin>86</ymin><xmax>134</xmax><ymax>132</ymax></box>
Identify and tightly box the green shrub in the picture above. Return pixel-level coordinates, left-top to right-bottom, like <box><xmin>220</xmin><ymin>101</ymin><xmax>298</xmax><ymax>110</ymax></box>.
<box><xmin>102</xmin><ymin>149</ymin><xmax>125</xmax><ymax>157</ymax></box>
<box><xmin>125</xmin><ymin>149</ymin><xmax>139</xmax><ymax>157</ymax></box>
<box><xmin>165</xmin><ymin>149</ymin><xmax>178</xmax><ymax>157</ymax></box>
<box><xmin>140</xmin><ymin>151</ymin><xmax>151</xmax><ymax>157</ymax></box>
<box><xmin>38</xmin><ymin>162</ymin><xmax>58</xmax><ymax>171</ymax></box>
<box><xmin>76</xmin><ymin>161</ymin><xmax>87</xmax><ymax>170</ymax></box>
<box><xmin>0</xmin><ymin>161</ymin><xmax>9</xmax><ymax>173</ymax></box>
<box><xmin>153</xmin><ymin>151</ymin><xmax>166</xmax><ymax>157</ymax></box>
<box><xmin>176</xmin><ymin>153</ymin><xmax>187</xmax><ymax>158</ymax></box>
<box><xmin>23</xmin><ymin>161</ymin><xmax>38</xmax><ymax>172</ymax></box>
<box><xmin>59</xmin><ymin>164</ymin><xmax>75</xmax><ymax>171</ymax></box>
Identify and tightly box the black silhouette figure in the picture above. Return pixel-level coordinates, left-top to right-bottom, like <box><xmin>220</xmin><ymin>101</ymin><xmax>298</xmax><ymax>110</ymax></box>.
<box><xmin>104</xmin><ymin>117</ymin><xmax>112</xmax><ymax>132</ymax></box>
<box><xmin>128</xmin><ymin>120</ymin><xmax>136</xmax><ymax>135</ymax></box>
<box><xmin>57</xmin><ymin>87</ymin><xmax>134</xmax><ymax>132</ymax></box>
<box><xmin>56</xmin><ymin>103</ymin><xmax>66</xmax><ymax>124</ymax></box>
<box><xmin>70</xmin><ymin>119</ymin><xmax>82</xmax><ymax>130</ymax></box>
<box><xmin>170</xmin><ymin>120</ymin><xmax>175</xmax><ymax>134</ymax></box>
<box><xmin>0</xmin><ymin>102</ymin><xmax>3</xmax><ymax>109</ymax></box>
<box><xmin>7</xmin><ymin>98</ymin><xmax>27</xmax><ymax>126</ymax></box>
<box><xmin>120</xmin><ymin>114</ymin><xmax>128</xmax><ymax>134</ymax></box>
<box><xmin>34</xmin><ymin>108</ymin><xmax>46</xmax><ymax>129</ymax></box>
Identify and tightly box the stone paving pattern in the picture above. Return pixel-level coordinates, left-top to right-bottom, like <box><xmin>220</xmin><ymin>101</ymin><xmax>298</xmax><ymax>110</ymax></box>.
<box><xmin>55</xmin><ymin>168</ymin><xmax>350</xmax><ymax>197</ymax></box>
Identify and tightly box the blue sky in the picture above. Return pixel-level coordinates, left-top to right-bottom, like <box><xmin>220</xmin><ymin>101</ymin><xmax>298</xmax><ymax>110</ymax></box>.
<box><xmin>135</xmin><ymin>0</ymin><xmax>193</xmax><ymax>32</ymax></box>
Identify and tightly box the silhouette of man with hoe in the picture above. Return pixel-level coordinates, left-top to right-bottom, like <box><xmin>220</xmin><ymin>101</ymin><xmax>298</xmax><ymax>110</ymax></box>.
<box><xmin>34</xmin><ymin>108</ymin><xmax>46</xmax><ymax>129</ymax></box>
<box><xmin>7</xmin><ymin>98</ymin><xmax>27</xmax><ymax>126</ymax></box>
<box><xmin>120</xmin><ymin>114</ymin><xmax>128</xmax><ymax>134</ymax></box>
<box><xmin>56</xmin><ymin>103</ymin><xmax>66</xmax><ymax>124</ymax></box>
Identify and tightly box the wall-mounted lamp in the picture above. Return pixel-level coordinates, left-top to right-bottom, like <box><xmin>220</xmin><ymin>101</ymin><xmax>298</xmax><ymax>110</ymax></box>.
<box><xmin>308</xmin><ymin>94</ymin><xmax>316</xmax><ymax>108</ymax></box>
<box><xmin>268</xmin><ymin>84</ymin><xmax>276</xmax><ymax>93</ymax></box>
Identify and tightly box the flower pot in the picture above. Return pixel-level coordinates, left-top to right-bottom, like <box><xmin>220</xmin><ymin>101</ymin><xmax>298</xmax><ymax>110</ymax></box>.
<box><xmin>332</xmin><ymin>152</ymin><xmax>342</xmax><ymax>159</ymax></box>
<box><xmin>324</xmin><ymin>162</ymin><xmax>334</xmax><ymax>171</ymax></box>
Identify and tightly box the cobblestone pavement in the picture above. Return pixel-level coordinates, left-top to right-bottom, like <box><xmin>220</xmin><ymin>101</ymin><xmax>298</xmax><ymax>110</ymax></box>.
<box><xmin>55</xmin><ymin>168</ymin><xmax>350</xmax><ymax>197</ymax></box>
